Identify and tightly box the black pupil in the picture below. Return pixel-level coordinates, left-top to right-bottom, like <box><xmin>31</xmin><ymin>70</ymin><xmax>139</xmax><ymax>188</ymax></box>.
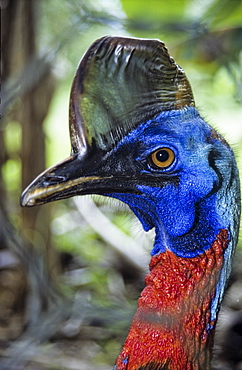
<box><xmin>156</xmin><ymin>149</ymin><xmax>169</xmax><ymax>162</ymax></box>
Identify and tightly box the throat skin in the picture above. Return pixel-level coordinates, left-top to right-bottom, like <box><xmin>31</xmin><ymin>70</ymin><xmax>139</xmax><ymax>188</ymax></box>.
<box><xmin>114</xmin><ymin>229</ymin><xmax>228</xmax><ymax>370</ymax></box>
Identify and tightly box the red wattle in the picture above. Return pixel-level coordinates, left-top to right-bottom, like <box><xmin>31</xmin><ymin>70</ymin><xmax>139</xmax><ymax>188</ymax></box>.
<box><xmin>115</xmin><ymin>229</ymin><xmax>228</xmax><ymax>370</ymax></box>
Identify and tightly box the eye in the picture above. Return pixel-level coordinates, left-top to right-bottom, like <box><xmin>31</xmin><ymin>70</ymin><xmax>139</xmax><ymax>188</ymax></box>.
<box><xmin>149</xmin><ymin>148</ymin><xmax>175</xmax><ymax>169</ymax></box>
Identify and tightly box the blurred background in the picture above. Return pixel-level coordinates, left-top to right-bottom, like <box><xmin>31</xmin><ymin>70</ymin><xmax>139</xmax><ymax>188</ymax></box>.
<box><xmin>1</xmin><ymin>0</ymin><xmax>242</xmax><ymax>369</ymax></box>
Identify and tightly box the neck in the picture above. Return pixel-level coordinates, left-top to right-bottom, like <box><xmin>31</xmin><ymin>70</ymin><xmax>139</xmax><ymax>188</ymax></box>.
<box><xmin>115</xmin><ymin>229</ymin><xmax>228</xmax><ymax>370</ymax></box>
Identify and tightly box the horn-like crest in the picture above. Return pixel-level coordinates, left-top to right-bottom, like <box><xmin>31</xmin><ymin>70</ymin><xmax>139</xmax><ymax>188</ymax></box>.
<box><xmin>69</xmin><ymin>36</ymin><xmax>195</xmax><ymax>152</ymax></box>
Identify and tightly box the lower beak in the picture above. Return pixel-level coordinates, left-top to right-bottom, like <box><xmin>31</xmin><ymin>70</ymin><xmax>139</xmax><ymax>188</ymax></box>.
<box><xmin>20</xmin><ymin>154</ymin><xmax>112</xmax><ymax>207</ymax></box>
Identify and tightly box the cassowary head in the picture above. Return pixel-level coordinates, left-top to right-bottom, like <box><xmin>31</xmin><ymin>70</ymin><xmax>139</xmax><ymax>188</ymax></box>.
<box><xmin>21</xmin><ymin>36</ymin><xmax>241</xmax><ymax>370</ymax></box>
<box><xmin>21</xmin><ymin>36</ymin><xmax>240</xmax><ymax>259</ymax></box>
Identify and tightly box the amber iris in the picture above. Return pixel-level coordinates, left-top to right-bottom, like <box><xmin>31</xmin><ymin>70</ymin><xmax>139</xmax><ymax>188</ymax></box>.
<box><xmin>150</xmin><ymin>148</ymin><xmax>175</xmax><ymax>169</ymax></box>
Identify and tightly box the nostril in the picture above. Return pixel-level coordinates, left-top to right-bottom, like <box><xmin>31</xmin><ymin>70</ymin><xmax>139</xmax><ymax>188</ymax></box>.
<box><xmin>43</xmin><ymin>175</ymin><xmax>66</xmax><ymax>186</ymax></box>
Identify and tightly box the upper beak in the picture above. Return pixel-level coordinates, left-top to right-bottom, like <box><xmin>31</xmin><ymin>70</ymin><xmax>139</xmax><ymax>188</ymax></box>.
<box><xmin>20</xmin><ymin>153</ymin><xmax>113</xmax><ymax>207</ymax></box>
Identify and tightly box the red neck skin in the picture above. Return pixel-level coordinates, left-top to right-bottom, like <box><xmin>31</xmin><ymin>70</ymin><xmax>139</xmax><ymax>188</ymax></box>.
<box><xmin>115</xmin><ymin>230</ymin><xmax>228</xmax><ymax>370</ymax></box>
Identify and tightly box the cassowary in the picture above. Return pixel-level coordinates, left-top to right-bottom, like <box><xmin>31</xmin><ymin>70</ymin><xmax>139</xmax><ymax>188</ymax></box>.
<box><xmin>21</xmin><ymin>36</ymin><xmax>241</xmax><ymax>370</ymax></box>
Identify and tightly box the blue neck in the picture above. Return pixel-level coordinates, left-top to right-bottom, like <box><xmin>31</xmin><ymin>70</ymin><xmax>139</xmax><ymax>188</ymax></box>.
<box><xmin>111</xmin><ymin>191</ymin><xmax>223</xmax><ymax>258</ymax></box>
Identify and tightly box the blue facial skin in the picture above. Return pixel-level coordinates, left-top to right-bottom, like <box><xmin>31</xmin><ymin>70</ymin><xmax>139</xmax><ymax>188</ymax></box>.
<box><xmin>105</xmin><ymin>107</ymin><xmax>240</xmax><ymax>258</ymax></box>
<box><xmin>103</xmin><ymin>107</ymin><xmax>240</xmax><ymax>325</ymax></box>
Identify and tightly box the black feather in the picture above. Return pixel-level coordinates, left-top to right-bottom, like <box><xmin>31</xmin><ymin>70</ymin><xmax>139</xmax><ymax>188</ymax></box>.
<box><xmin>138</xmin><ymin>361</ymin><xmax>170</xmax><ymax>370</ymax></box>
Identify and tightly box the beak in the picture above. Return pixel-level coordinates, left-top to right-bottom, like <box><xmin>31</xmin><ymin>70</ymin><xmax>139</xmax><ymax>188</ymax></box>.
<box><xmin>20</xmin><ymin>153</ymin><xmax>114</xmax><ymax>207</ymax></box>
<box><xmin>21</xmin><ymin>36</ymin><xmax>193</xmax><ymax>208</ymax></box>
